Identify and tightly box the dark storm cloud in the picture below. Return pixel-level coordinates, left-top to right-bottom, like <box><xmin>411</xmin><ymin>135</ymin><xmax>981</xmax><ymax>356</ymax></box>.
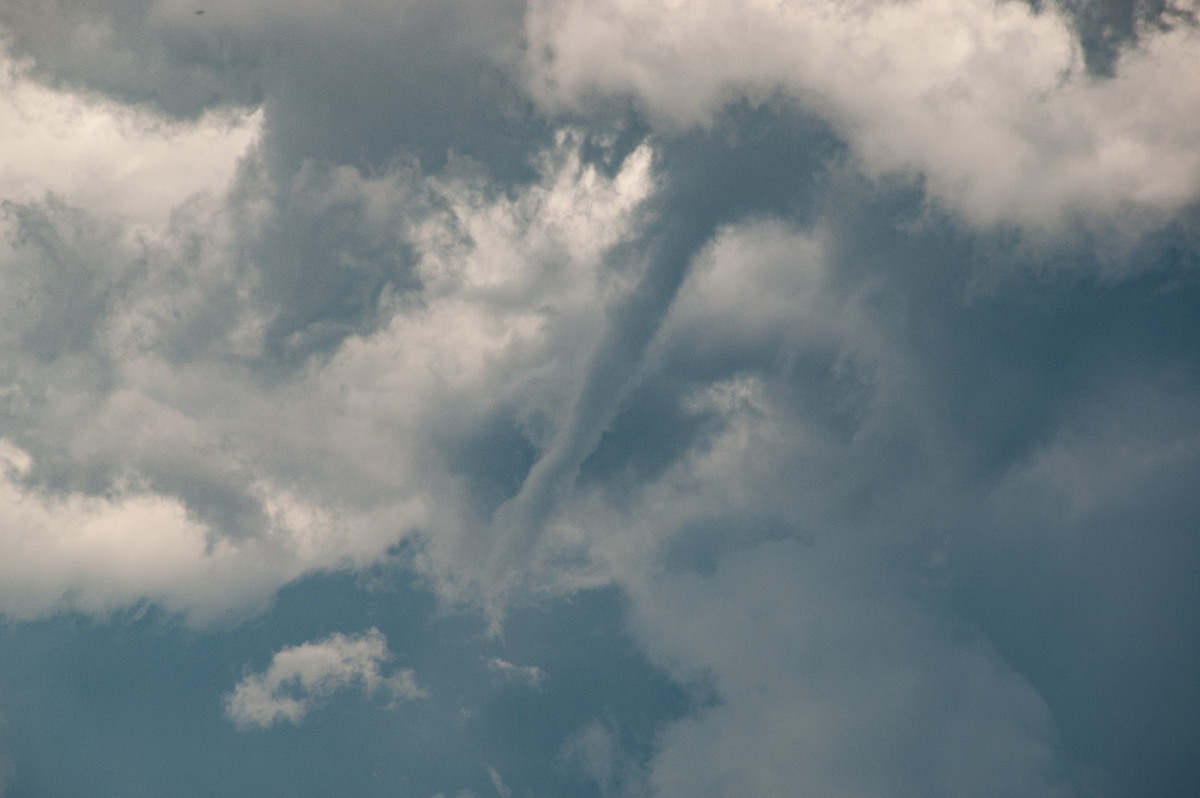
<box><xmin>0</xmin><ymin>1</ymin><xmax>1198</xmax><ymax>796</ymax></box>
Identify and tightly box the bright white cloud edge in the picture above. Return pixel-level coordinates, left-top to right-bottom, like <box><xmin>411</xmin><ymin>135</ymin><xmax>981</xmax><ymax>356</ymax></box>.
<box><xmin>526</xmin><ymin>0</ymin><xmax>1200</xmax><ymax>234</ymax></box>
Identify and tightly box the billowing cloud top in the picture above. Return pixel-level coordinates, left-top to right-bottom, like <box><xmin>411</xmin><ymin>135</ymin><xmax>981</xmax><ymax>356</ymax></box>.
<box><xmin>0</xmin><ymin>0</ymin><xmax>1197</xmax><ymax>796</ymax></box>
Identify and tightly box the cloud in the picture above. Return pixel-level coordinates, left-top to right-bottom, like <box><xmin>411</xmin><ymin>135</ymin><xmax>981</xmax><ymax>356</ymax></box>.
<box><xmin>526</xmin><ymin>0</ymin><xmax>1200</xmax><ymax>233</ymax></box>
<box><xmin>0</xmin><ymin>42</ymin><xmax>259</xmax><ymax>226</ymax></box>
<box><xmin>0</xmin><ymin>2</ymin><xmax>1197</xmax><ymax>795</ymax></box>
<box><xmin>224</xmin><ymin>628</ymin><xmax>425</xmax><ymax>729</ymax></box>
<box><xmin>560</xmin><ymin>720</ymin><xmax>648</xmax><ymax>798</ymax></box>
<box><xmin>0</xmin><ymin>126</ymin><xmax>649</xmax><ymax>622</ymax></box>
<box><xmin>485</xmin><ymin>766</ymin><xmax>511</xmax><ymax>798</ymax></box>
<box><xmin>0</xmin><ymin>0</ymin><xmax>263</xmax><ymax>117</ymax></box>
<box><xmin>0</xmin><ymin>418</ymin><xmax>425</xmax><ymax>623</ymax></box>
<box><xmin>0</xmin><ymin>0</ymin><xmax>541</xmax><ymax>178</ymax></box>
<box><xmin>486</xmin><ymin>657</ymin><xmax>547</xmax><ymax>689</ymax></box>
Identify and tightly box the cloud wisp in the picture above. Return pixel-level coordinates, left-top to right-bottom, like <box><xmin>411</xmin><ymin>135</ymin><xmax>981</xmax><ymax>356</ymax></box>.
<box><xmin>486</xmin><ymin>657</ymin><xmax>547</xmax><ymax>689</ymax></box>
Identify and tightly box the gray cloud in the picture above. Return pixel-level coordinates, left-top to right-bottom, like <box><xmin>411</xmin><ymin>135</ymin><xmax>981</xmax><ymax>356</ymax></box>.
<box><xmin>0</xmin><ymin>1</ymin><xmax>1197</xmax><ymax>795</ymax></box>
<box><xmin>0</xmin><ymin>0</ymin><xmax>262</xmax><ymax>117</ymax></box>
<box><xmin>486</xmin><ymin>657</ymin><xmax>546</xmax><ymax>689</ymax></box>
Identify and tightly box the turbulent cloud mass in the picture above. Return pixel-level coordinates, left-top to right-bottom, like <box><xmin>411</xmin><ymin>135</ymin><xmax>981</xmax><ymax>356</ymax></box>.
<box><xmin>0</xmin><ymin>1</ymin><xmax>1197</xmax><ymax>796</ymax></box>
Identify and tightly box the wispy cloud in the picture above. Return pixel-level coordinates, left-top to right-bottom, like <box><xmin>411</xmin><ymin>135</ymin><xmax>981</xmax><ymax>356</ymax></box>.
<box><xmin>486</xmin><ymin>766</ymin><xmax>511</xmax><ymax>798</ymax></box>
<box><xmin>486</xmin><ymin>657</ymin><xmax>547</xmax><ymax>689</ymax></box>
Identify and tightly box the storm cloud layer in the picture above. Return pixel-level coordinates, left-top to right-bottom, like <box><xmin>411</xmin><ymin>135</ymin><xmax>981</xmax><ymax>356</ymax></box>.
<box><xmin>1</xmin><ymin>1</ymin><xmax>1198</xmax><ymax>796</ymax></box>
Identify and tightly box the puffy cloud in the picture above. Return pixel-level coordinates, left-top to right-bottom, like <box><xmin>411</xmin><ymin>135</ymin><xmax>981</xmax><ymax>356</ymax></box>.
<box><xmin>224</xmin><ymin>628</ymin><xmax>425</xmax><ymax>729</ymax></box>
<box><xmin>0</xmin><ymin>122</ymin><xmax>652</xmax><ymax>622</ymax></box>
<box><xmin>0</xmin><ymin>436</ymin><xmax>424</xmax><ymax>624</ymax></box>
<box><xmin>526</xmin><ymin>0</ymin><xmax>1200</xmax><ymax>233</ymax></box>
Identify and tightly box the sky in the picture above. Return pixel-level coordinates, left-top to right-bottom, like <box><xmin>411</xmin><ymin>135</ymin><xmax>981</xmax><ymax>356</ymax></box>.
<box><xmin>0</xmin><ymin>0</ymin><xmax>1197</xmax><ymax>796</ymax></box>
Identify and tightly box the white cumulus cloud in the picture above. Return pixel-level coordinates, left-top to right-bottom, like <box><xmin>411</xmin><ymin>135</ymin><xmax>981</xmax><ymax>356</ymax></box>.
<box><xmin>224</xmin><ymin>628</ymin><xmax>426</xmax><ymax>729</ymax></box>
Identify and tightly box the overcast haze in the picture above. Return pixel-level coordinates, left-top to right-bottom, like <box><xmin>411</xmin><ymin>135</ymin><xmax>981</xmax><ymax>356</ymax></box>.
<box><xmin>0</xmin><ymin>0</ymin><xmax>1198</xmax><ymax>796</ymax></box>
